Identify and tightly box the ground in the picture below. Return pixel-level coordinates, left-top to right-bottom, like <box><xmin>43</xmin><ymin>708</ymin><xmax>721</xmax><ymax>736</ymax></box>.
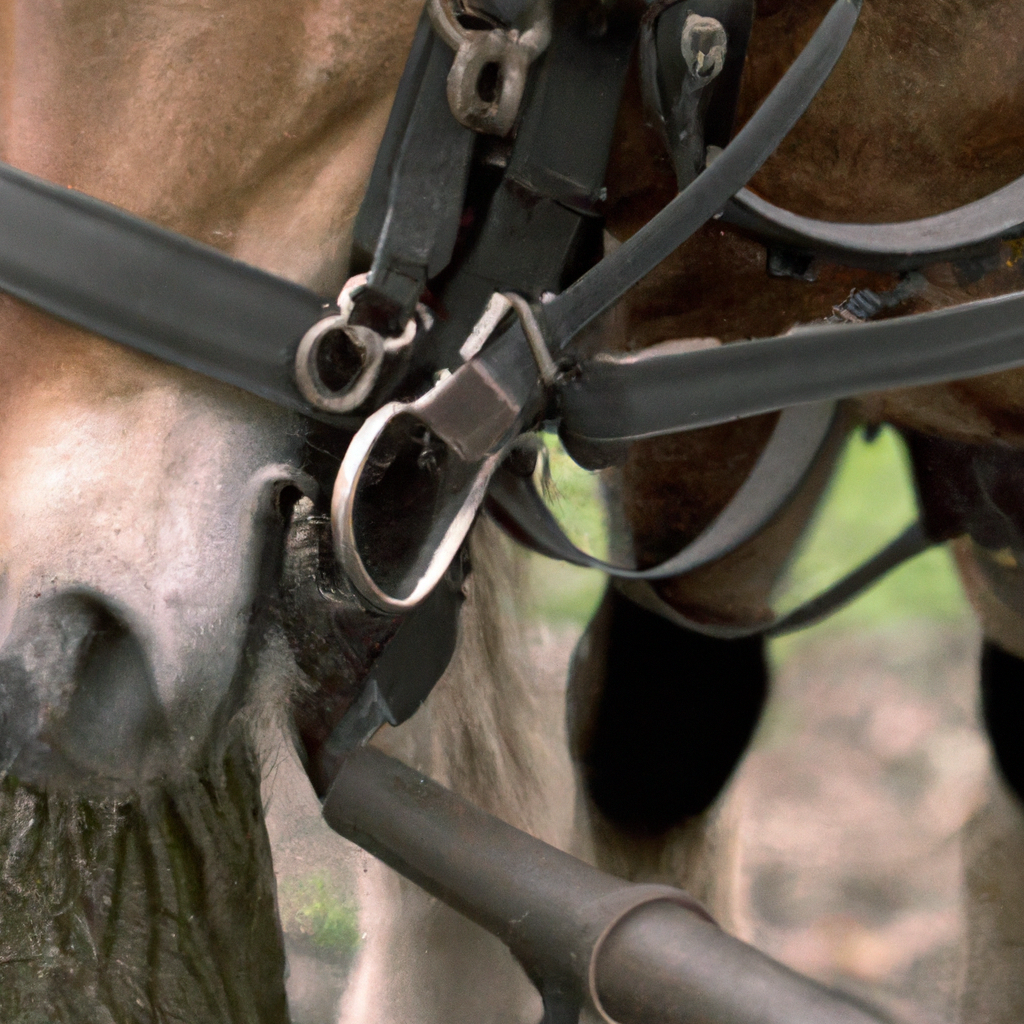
<box><xmin>264</xmin><ymin>428</ymin><xmax>990</xmax><ymax>1024</ymax></box>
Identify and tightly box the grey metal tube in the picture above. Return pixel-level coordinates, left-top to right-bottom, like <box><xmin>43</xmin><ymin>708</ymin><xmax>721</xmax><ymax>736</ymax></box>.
<box><xmin>322</xmin><ymin>746</ymin><xmax>896</xmax><ymax>1024</ymax></box>
<box><xmin>596</xmin><ymin>901</ymin><xmax>895</xmax><ymax>1024</ymax></box>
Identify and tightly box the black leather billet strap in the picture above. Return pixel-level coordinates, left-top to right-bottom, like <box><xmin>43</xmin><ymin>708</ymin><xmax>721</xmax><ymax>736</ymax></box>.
<box><xmin>349</xmin><ymin>9</ymin><xmax>437</xmax><ymax>271</ymax></box>
<box><xmin>352</xmin><ymin>13</ymin><xmax>477</xmax><ymax>327</ymax></box>
<box><xmin>488</xmin><ymin>401</ymin><xmax>838</xmax><ymax>579</ymax></box>
<box><xmin>0</xmin><ymin>162</ymin><xmax>334</xmax><ymax>418</ymax></box>
<box><xmin>722</xmin><ymin>174</ymin><xmax>1024</xmax><ymax>272</ymax></box>
<box><xmin>559</xmin><ymin>287</ymin><xmax>1024</xmax><ymax>451</ymax></box>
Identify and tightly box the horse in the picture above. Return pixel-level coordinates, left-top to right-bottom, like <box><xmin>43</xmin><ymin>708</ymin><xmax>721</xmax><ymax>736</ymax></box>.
<box><xmin>1</xmin><ymin>0</ymin><xmax>1023</xmax><ymax>1023</ymax></box>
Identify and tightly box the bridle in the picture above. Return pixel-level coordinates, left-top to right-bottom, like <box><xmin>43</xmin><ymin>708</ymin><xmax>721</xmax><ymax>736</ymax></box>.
<box><xmin>4</xmin><ymin>0</ymin><xmax>1024</xmax><ymax>782</ymax></box>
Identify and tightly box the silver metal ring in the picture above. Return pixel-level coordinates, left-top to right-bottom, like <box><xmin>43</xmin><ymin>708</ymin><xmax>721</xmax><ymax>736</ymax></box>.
<box><xmin>295</xmin><ymin>274</ymin><xmax>416</xmax><ymax>414</ymax></box>
<box><xmin>331</xmin><ymin>397</ymin><xmax>503</xmax><ymax>613</ymax></box>
<box><xmin>295</xmin><ymin>317</ymin><xmax>385</xmax><ymax>414</ymax></box>
<box><xmin>428</xmin><ymin>0</ymin><xmax>551</xmax><ymax>137</ymax></box>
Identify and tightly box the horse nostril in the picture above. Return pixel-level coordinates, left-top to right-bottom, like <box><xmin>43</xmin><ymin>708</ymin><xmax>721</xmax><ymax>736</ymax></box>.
<box><xmin>53</xmin><ymin>604</ymin><xmax>167</xmax><ymax>777</ymax></box>
<box><xmin>0</xmin><ymin>595</ymin><xmax>167</xmax><ymax>784</ymax></box>
<box><xmin>276</xmin><ymin>483</ymin><xmax>305</xmax><ymax>519</ymax></box>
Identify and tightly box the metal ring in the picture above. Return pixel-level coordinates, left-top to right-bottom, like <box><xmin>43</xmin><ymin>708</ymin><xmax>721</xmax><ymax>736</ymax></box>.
<box><xmin>294</xmin><ymin>275</ymin><xmax>416</xmax><ymax>414</ymax></box>
<box><xmin>332</xmin><ymin>399</ymin><xmax>503</xmax><ymax>613</ymax></box>
<box><xmin>428</xmin><ymin>0</ymin><xmax>551</xmax><ymax>137</ymax></box>
<box><xmin>294</xmin><ymin>317</ymin><xmax>385</xmax><ymax>414</ymax></box>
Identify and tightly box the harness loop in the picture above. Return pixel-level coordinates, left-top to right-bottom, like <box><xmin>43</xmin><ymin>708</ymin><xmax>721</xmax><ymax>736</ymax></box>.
<box><xmin>294</xmin><ymin>274</ymin><xmax>420</xmax><ymax>414</ymax></box>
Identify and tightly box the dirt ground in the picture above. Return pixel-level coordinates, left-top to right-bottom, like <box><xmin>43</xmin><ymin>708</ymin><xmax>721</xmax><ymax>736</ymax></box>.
<box><xmin>738</xmin><ymin>620</ymin><xmax>988</xmax><ymax>1024</ymax></box>
<box><xmin>264</xmin><ymin>614</ymin><xmax>991</xmax><ymax>1024</ymax></box>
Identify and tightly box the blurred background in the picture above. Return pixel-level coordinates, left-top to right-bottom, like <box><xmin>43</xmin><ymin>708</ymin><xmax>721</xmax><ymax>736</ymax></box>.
<box><xmin>266</xmin><ymin>427</ymin><xmax>986</xmax><ymax>1024</ymax></box>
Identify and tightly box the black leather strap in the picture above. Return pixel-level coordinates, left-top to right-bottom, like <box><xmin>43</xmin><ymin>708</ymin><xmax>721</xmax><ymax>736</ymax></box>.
<box><xmin>488</xmin><ymin>401</ymin><xmax>838</xmax><ymax>579</ymax></box>
<box><xmin>488</xmin><ymin>403</ymin><xmax>933</xmax><ymax>638</ymax></box>
<box><xmin>0</xmin><ymin>161</ymin><xmax>333</xmax><ymax>418</ymax></box>
<box><xmin>558</xmin><ymin>286</ymin><xmax>1024</xmax><ymax>456</ymax></box>
<box><xmin>722</xmin><ymin>174</ymin><xmax>1024</xmax><ymax>272</ymax></box>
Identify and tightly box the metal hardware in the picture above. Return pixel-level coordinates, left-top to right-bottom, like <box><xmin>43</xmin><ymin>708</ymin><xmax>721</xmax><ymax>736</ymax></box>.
<box><xmin>322</xmin><ymin>746</ymin><xmax>895</xmax><ymax>1024</ymax></box>
<box><xmin>294</xmin><ymin>275</ymin><xmax>417</xmax><ymax>414</ymax></box>
<box><xmin>504</xmin><ymin>292</ymin><xmax>557</xmax><ymax>385</ymax></box>
<box><xmin>640</xmin><ymin>1</ymin><xmax>752</xmax><ymax>188</ymax></box>
<box><xmin>428</xmin><ymin>0</ymin><xmax>551</xmax><ymax>136</ymax></box>
<box><xmin>679</xmin><ymin>13</ymin><xmax>727</xmax><ymax>81</ymax></box>
<box><xmin>330</xmin><ymin>350</ymin><xmax>524</xmax><ymax>612</ymax></box>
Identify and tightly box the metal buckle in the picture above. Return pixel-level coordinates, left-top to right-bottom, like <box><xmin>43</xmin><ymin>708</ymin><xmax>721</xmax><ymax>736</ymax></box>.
<box><xmin>428</xmin><ymin>0</ymin><xmax>551</xmax><ymax>136</ymax></box>
<box><xmin>331</xmin><ymin>291</ymin><xmax>552</xmax><ymax>612</ymax></box>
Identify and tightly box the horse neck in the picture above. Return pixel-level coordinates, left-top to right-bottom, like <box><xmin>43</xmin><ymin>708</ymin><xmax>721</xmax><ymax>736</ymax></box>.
<box><xmin>741</xmin><ymin>0</ymin><xmax>1024</xmax><ymax>222</ymax></box>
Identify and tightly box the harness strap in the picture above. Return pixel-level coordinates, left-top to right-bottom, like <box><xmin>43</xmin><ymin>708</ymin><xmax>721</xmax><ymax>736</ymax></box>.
<box><xmin>488</xmin><ymin>411</ymin><xmax>933</xmax><ymax>638</ymax></box>
<box><xmin>0</xmin><ymin>161</ymin><xmax>330</xmax><ymax>418</ymax></box>
<box><xmin>488</xmin><ymin>401</ymin><xmax>838</xmax><ymax>579</ymax></box>
<box><xmin>538</xmin><ymin>0</ymin><xmax>863</xmax><ymax>356</ymax></box>
<box><xmin>349</xmin><ymin>11</ymin><xmax>477</xmax><ymax>330</ymax></box>
<box><xmin>722</xmin><ymin>173</ymin><xmax>1024</xmax><ymax>272</ymax></box>
<box><xmin>559</xmin><ymin>286</ymin><xmax>1024</xmax><ymax>459</ymax></box>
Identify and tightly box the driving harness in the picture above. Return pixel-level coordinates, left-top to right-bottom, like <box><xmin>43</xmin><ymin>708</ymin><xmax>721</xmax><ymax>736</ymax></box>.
<box><xmin>4</xmin><ymin>0</ymin><xmax>1024</xmax><ymax>783</ymax></box>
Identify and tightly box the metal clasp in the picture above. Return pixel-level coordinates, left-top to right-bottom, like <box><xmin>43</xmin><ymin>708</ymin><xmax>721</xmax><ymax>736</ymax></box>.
<box><xmin>295</xmin><ymin>274</ymin><xmax>421</xmax><ymax>415</ymax></box>
<box><xmin>428</xmin><ymin>0</ymin><xmax>551</xmax><ymax>136</ymax></box>
<box><xmin>332</xmin><ymin>291</ymin><xmax>551</xmax><ymax>612</ymax></box>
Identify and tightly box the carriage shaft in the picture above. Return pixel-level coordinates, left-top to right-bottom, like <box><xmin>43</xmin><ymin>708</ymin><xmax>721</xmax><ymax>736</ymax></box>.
<box><xmin>322</xmin><ymin>745</ymin><xmax>894</xmax><ymax>1024</ymax></box>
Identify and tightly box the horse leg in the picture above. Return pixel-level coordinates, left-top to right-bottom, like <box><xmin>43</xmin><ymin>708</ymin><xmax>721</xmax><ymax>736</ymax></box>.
<box><xmin>567</xmin><ymin>419</ymin><xmax>848</xmax><ymax>925</ymax></box>
<box><xmin>945</xmin><ymin>540</ymin><xmax>1024</xmax><ymax>1023</ymax></box>
<box><xmin>339</xmin><ymin>520</ymin><xmax>578</xmax><ymax>1024</ymax></box>
<box><xmin>566</xmin><ymin>587</ymin><xmax>765</xmax><ymax>917</ymax></box>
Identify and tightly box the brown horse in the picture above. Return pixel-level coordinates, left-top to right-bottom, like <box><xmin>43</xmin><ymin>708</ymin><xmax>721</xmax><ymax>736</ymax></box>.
<box><xmin>569</xmin><ymin>5</ymin><xmax>1024</xmax><ymax>1023</ymax></box>
<box><xmin>0</xmin><ymin>0</ymin><xmax>1023</xmax><ymax>1022</ymax></box>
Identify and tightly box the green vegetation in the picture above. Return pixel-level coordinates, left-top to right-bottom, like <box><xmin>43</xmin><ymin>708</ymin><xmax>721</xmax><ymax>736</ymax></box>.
<box><xmin>526</xmin><ymin>427</ymin><xmax>970</xmax><ymax>648</ymax></box>
<box><xmin>278</xmin><ymin>874</ymin><xmax>360</xmax><ymax>954</ymax></box>
<box><xmin>768</xmin><ymin>426</ymin><xmax>968</xmax><ymax>659</ymax></box>
<box><xmin>527</xmin><ymin>435</ymin><xmax>608</xmax><ymax>623</ymax></box>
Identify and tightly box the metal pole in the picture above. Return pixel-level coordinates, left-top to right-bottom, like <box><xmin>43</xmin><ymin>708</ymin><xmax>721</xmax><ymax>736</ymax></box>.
<box><xmin>322</xmin><ymin>746</ymin><xmax>897</xmax><ymax>1024</ymax></box>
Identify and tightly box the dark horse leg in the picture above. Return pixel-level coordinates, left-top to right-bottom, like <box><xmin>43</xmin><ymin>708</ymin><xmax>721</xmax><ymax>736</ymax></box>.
<box><xmin>981</xmin><ymin>641</ymin><xmax>1024</xmax><ymax>803</ymax></box>
<box><xmin>569</xmin><ymin>586</ymin><xmax>768</xmax><ymax>836</ymax></box>
<box><xmin>566</xmin><ymin>415</ymin><xmax>847</xmax><ymax>907</ymax></box>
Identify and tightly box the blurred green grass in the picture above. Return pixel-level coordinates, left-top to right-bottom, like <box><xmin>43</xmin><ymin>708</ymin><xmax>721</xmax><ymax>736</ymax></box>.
<box><xmin>278</xmin><ymin>874</ymin><xmax>360</xmax><ymax>954</ymax></box>
<box><xmin>526</xmin><ymin>427</ymin><xmax>970</xmax><ymax>649</ymax></box>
